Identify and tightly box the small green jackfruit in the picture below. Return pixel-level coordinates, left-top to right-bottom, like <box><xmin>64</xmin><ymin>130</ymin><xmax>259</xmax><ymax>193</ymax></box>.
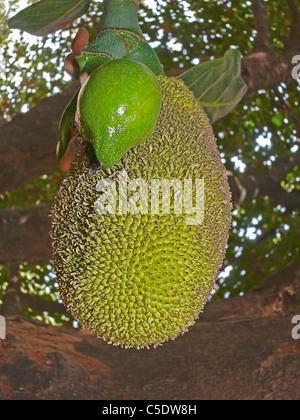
<box><xmin>75</xmin><ymin>59</ymin><xmax>162</xmax><ymax>168</ymax></box>
<box><xmin>51</xmin><ymin>76</ymin><xmax>232</xmax><ymax>349</ymax></box>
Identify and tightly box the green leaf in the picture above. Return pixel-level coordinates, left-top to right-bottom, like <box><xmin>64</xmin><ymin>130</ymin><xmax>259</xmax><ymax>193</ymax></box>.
<box><xmin>271</xmin><ymin>113</ymin><xmax>283</xmax><ymax>127</ymax></box>
<box><xmin>57</xmin><ymin>89</ymin><xmax>79</xmax><ymax>162</ymax></box>
<box><xmin>179</xmin><ymin>49</ymin><xmax>248</xmax><ymax>123</ymax></box>
<box><xmin>8</xmin><ymin>0</ymin><xmax>91</xmax><ymax>36</ymax></box>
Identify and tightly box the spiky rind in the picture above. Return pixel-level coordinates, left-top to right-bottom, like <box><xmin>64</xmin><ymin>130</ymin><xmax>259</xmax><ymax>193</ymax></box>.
<box><xmin>51</xmin><ymin>76</ymin><xmax>232</xmax><ymax>349</ymax></box>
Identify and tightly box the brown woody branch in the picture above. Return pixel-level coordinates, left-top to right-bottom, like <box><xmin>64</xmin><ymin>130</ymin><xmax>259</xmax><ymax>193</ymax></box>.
<box><xmin>0</xmin><ymin>84</ymin><xmax>78</xmax><ymax>196</ymax></box>
<box><xmin>241</xmin><ymin>50</ymin><xmax>295</xmax><ymax>96</ymax></box>
<box><xmin>286</xmin><ymin>0</ymin><xmax>299</xmax><ymax>17</ymax></box>
<box><xmin>229</xmin><ymin>174</ymin><xmax>300</xmax><ymax>211</ymax></box>
<box><xmin>251</xmin><ymin>0</ymin><xmax>272</xmax><ymax>52</ymax></box>
<box><xmin>0</xmin><ymin>204</ymin><xmax>52</xmax><ymax>265</ymax></box>
<box><xmin>1</xmin><ymin>256</ymin><xmax>300</xmax><ymax>400</ymax></box>
<box><xmin>228</xmin><ymin>147</ymin><xmax>300</xmax><ymax>209</ymax></box>
<box><xmin>0</xmin><ymin>264</ymin><xmax>68</xmax><ymax>316</ymax></box>
<box><xmin>284</xmin><ymin>0</ymin><xmax>300</xmax><ymax>52</ymax></box>
<box><xmin>0</xmin><ymin>265</ymin><xmax>21</xmax><ymax>316</ymax></box>
<box><xmin>19</xmin><ymin>294</ymin><xmax>69</xmax><ymax>316</ymax></box>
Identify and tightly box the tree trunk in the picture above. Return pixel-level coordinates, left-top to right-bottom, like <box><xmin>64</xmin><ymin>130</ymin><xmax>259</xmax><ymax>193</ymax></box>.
<box><xmin>1</xmin><ymin>257</ymin><xmax>299</xmax><ymax>400</ymax></box>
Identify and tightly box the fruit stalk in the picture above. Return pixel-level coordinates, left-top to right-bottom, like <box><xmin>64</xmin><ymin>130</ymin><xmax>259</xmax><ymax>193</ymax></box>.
<box><xmin>102</xmin><ymin>0</ymin><xmax>142</xmax><ymax>35</ymax></box>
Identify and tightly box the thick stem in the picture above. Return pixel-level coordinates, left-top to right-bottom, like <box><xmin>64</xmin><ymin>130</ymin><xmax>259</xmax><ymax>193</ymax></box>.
<box><xmin>102</xmin><ymin>0</ymin><xmax>142</xmax><ymax>36</ymax></box>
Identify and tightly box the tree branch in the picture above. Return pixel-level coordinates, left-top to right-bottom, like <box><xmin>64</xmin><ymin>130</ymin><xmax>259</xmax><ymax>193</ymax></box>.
<box><xmin>284</xmin><ymin>0</ymin><xmax>300</xmax><ymax>52</ymax></box>
<box><xmin>242</xmin><ymin>0</ymin><xmax>288</xmax><ymax>93</ymax></box>
<box><xmin>0</xmin><ymin>264</ymin><xmax>68</xmax><ymax>316</ymax></box>
<box><xmin>286</xmin><ymin>0</ymin><xmax>300</xmax><ymax>17</ymax></box>
<box><xmin>251</xmin><ymin>0</ymin><xmax>272</xmax><ymax>52</ymax></box>
<box><xmin>0</xmin><ymin>84</ymin><xmax>77</xmax><ymax>196</ymax></box>
<box><xmin>19</xmin><ymin>294</ymin><xmax>69</xmax><ymax>315</ymax></box>
<box><xmin>229</xmin><ymin>173</ymin><xmax>300</xmax><ymax>211</ymax></box>
<box><xmin>241</xmin><ymin>50</ymin><xmax>293</xmax><ymax>95</ymax></box>
<box><xmin>0</xmin><ymin>205</ymin><xmax>52</xmax><ymax>265</ymax></box>
<box><xmin>1</xmin><ymin>257</ymin><xmax>300</xmax><ymax>400</ymax></box>
<box><xmin>0</xmin><ymin>265</ymin><xmax>21</xmax><ymax>316</ymax></box>
<box><xmin>228</xmin><ymin>147</ymin><xmax>300</xmax><ymax>210</ymax></box>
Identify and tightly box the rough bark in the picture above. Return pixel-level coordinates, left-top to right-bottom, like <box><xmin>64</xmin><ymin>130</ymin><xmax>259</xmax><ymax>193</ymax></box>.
<box><xmin>241</xmin><ymin>50</ymin><xmax>296</xmax><ymax>95</ymax></box>
<box><xmin>0</xmin><ymin>257</ymin><xmax>299</xmax><ymax>400</ymax></box>
<box><xmin>0</xmin><ymin>85</ymin><xmax>77</xmax><ymax>196</ymax></box>
<box><xmin>0</xmin><ymin>205</ymin><xmax>52</xmax><ymax>265</ymax></box>
<box><xmin>251</xmin><ymin>0</ymin><xmax>271</xmax><ymax>52</ymax></box>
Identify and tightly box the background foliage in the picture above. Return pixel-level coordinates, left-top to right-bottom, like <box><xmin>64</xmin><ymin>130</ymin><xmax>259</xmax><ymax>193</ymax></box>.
<box><xmin>0</xmin><ymin>0</ymin><xmax>299</xmax><ymax>324</ymax></box>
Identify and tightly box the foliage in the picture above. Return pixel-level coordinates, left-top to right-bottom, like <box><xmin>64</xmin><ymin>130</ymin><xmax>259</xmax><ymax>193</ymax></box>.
<box><xmin>8</xmin><ymin>0</ymin><xmax>91</xmax><ymax>36</ymax></box>
<box><xmin>1</xmin><ymin>0</ymin><xmax>300</xmax><ymax>324</ymax></box>
<box><xmin>179</xmin><ymin>49</ymin><xmax>247</xmax><ymax>123</ymax></box>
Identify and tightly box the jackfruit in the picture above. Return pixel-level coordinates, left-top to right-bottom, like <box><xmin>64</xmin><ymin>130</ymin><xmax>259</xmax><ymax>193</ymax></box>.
<box><xmin>51</xmin><ymin>75</ymin><xmax>232</xmax><ymax>349</ymax></box>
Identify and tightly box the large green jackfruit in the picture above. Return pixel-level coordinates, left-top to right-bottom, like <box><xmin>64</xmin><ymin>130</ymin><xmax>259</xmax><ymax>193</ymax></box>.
<box><xmin>51</xmin><ymin>75</ymin><xmax>232</xmax><ymax>349</ymax></box>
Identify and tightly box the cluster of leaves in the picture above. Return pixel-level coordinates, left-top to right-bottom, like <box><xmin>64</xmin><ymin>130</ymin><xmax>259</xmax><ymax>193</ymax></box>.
<box><xmin>0</xmin><ymin>0</ymin><xmax>103</xmax><ymax>118</ymax></box>
<box><xmin>1</xmin><ymin>0</ymin><xmax>300</xmax><ymax>322</ymax></box>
